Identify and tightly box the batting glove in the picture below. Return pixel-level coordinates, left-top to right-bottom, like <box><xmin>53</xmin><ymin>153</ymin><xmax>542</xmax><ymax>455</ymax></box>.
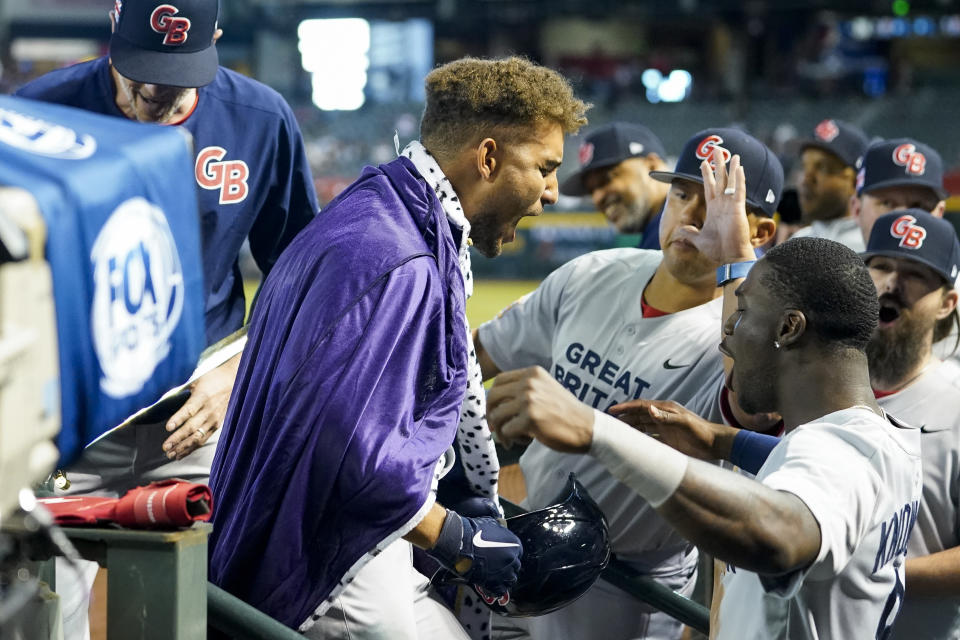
<box><xmin>444</xmin><ymin>495</ymin><xmax>503</xmax><ymax>520</ymax></box>
<box><xmin>427</xmin><ymin>511</ymin><xmax>522</xmax><ymax>597</ymax></box>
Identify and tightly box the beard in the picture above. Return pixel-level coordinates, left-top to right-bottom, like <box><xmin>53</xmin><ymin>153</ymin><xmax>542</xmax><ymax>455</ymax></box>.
<box><xmin>119</xmin><ymin>78</ymin><xmax>190</xmax><ymax>123</ymax></box>
<box><xmin>604</xmin><ymin>200</ymin><xmax>649</xmax><ymax>234</ymax></box>
<box><xmin>469</xmin><ymin>207</ymin><xmax>510</xmax><ymax>259</ymax></box>
<box><xmin>801</xmin><ymin>193</ymin><xmax>848</xmax><ymax>224</ymax></box>
<box><xmin>866</xmin><ymin>303</ymin><xmax>933</xmax><ymax>389</ymax></box>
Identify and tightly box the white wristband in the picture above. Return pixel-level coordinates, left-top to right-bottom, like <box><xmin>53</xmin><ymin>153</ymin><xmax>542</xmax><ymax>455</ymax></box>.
<box><xmin>589</xmin><ymin>410</ymin><xmax>689</xmax><ymax>508</ymax></box>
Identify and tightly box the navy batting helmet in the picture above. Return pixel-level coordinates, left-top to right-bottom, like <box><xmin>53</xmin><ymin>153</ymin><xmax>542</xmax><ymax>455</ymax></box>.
<box><xmin>475</xmin><ymin>473</ymin><xmax>611</xmax><ymax>617</ymax></box>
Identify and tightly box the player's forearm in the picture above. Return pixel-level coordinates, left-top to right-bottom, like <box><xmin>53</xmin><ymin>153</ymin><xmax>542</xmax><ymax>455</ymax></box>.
<box><xmin>223</xmin><ymin>351</ymin><xmax>242</xmax><ymax>374</ymax></box>
<box><xmin>402</xmin><ymin>502</ymin><xmax>448</xmax><ymax>550</ymax></box>
<box><xmin>590</xmin><ymin>411</ymin><xmax>819</xmax><ymax>575</ymax></box>
<box><xmin>659</xmin><ymin>461</ymin><xmax>820</xmax><ymax>575</ymax></box>
<box><xmin>905</xmin><ymin>546</ymin><xmax>960</xmax><ymax>596</ymax></box>
<box><xmin>473</xmin><ymin>329</ymin><xmax>501</xmax><ymax>381</ymax></box>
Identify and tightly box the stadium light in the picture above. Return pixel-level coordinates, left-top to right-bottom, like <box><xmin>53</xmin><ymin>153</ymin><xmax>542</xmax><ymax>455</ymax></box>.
<box><xmin>641</xmin><ymin>68</ymin><xmax>692</xmax><ymax>104</ymax></box>
<box><xmin>298</xmin><ymin>19</ymin><xmax>370</xmax><ymax>111</ymax></box>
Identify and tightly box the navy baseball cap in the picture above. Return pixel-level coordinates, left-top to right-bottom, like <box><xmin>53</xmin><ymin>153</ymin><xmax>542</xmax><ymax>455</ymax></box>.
<box><xmin>110</xmin><ymin>0</ymin><xmax>220</xmax><ymax>88</ymax></box>
<box><xmin>857</xmin><ymin>138</ymin><xmax>948</xmax><ymax>200</ymax></box>
<box><xmin>560</xmin><ymin>123</ymin><xmax>667</xmax><ymax>196</ymax></box>
<box><xmin>649</xmin><ymin>128</ymin><xmax>784</xmax><ymax>217</ymax></box>
<box><xmin>798</xmin><ymin>118</ymin><xmax>869</xmax><ymax>169</ymax></box>
<box><xmin>862</xmin><ymin>208</ymin><xmax>960</xmax><ymax>284</ymax></box>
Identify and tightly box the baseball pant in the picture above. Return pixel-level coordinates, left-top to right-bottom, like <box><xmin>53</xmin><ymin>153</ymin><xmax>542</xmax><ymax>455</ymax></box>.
<box><xmin>304</xmin><ymin>539</ymin><xmax>471</xmax><ymax>640</ymax></box>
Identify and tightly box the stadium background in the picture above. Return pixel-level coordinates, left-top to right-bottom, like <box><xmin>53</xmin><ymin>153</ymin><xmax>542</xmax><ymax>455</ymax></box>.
<box><xmin>13</xmin><ymin>0</ymin><xmax>960</xmax><ymax>505</ymax></box>
<box><xmin>9</xmin><ymin>0</ymin><xmax>960</xmax><ymax>502</ymax></box>
<box><xmin>6</xmin><ymin>2</ymin><xmax>960</xmax><ymax>637</ymax></box>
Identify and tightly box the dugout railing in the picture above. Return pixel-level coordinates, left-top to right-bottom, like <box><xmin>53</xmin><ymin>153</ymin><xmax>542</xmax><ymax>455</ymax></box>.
<box><xmin>6</xmin><ymin>503</ymin><xmax>709</xmax><ymax>639</ymax></box>
<box><xmin>206</xmin><ymin>497</ymin><xmax>710</xmax><ymax>639</ymax></box>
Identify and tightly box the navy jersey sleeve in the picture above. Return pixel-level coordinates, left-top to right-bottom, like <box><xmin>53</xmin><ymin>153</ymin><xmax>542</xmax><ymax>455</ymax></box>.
<box><xmin>246</xmin><ymin>104</ymin><xmax>319</xmax><ymax>278</ymax></box>
<box><xmin>14</xmin><ymin>58</ymin><xmax>119</xmax><ymax>116</ymax></box>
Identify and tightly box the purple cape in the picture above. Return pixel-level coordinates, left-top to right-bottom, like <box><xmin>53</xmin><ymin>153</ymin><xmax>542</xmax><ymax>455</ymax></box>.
<box><xmin>208</xmin><ymin>156</ymin><xmax>468</xmax><ymax>628</ymax></box>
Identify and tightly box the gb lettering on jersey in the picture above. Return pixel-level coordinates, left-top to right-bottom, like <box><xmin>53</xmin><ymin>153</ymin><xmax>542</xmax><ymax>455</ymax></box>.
<box><xmin>195</xmin><ymin>146</ymin><xmax>250</xmax><ymax>205</ymax></box>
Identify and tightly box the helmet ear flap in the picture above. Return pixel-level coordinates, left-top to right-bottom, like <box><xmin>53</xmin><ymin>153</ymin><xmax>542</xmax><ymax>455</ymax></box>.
<box><xmin>479</xmin><ymin>473</ymin><xmax>611</xmax><ymax>617</ymax></box>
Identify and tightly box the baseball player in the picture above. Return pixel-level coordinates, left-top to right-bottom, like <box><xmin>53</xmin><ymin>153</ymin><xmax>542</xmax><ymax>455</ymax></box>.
<box><xmin>848</xmin><ymin>138</ymin><xmax>956</xmax><ymax>361</ymax></box>
<box><xmin>477</xmin><ymin>128</ymin><xmax>782</xmax><ymax>640</ymax></box>
<box><xmin>850</xmin><ymin>138</ymin><xmax>948</xmax><ymax>247</ymax></box>
<box><xmin>864</xmin><ymin>209</ymin><xmax>960</xmax><ymax>638</ymax></box>
<box><xmin>15</xmin><ymin>3</ymin><xmax>318</xmax><ymax>637</ymax></box>
<box><xmin>486</xmin><ymin>150</ymin><xmax>923</xmax><ymax>639</ymax></box>
<box><xmin>790</xmin><ymin>118</ymin><xmax>869</xmax><ymax>251</ymax></box>
<box><xmin>559</xmin><ymin>122</ymin><xmax>670</xmax><ymax>248</ymax></box>
<box><xmin>208</xmin><ymin>57</ymin><xmax>589</xmax><ymax>639</ymax></box>
<box><xmin>610</xmin><ymin>209</ymin><xmax>960</xmax><ymax>637</ymax></box>
<box><xmin>15</xmin><ymin>0</ymin><xmax>319</xmax><ymax>468</ymax></box>
<box><xmin>772</xmin><ymin>188</ymin><xmax>804</xmax><ymax>246</ymax></box>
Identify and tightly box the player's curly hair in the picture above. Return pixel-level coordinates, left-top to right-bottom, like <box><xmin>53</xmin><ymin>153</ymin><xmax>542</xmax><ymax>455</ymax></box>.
<box><xmin>420</xmin><ymin>56</ymin><xmax>589</xmax><ymax>161</ymax></box>
<box><xmin>760</xmin><ymin>237</ymin><xmax>879</xmax><ymax>352</ymax></box>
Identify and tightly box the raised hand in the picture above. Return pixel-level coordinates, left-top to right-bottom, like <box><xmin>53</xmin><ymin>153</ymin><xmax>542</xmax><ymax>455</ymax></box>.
<box><xmin>692</xmin><ymin>149</ymin><xmax>756</xmax><ymax>265</ymax></box>
<box><xmin>486</xmin><ymin>366</ymin><xmax>595</xmax><ymax>453</ymax></box>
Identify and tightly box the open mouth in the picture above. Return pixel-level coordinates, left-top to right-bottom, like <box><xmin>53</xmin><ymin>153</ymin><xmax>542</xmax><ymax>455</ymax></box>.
<box><xmin>718</xmin><ymin>340</ymin><xmax>733</xmax><ymax>358</ymax></box>
<box><xmin>717</xmin><ymin>340</ymin><xmax>735</xmax><ymax>390</ymax></box>
<box><xmin>878</xmin><ymin>301</ymin><xmax>902</xmax><ymax>325</ymax></box>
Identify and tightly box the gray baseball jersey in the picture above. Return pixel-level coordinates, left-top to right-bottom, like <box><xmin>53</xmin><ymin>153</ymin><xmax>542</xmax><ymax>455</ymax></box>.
<box><xmin>715</xmin><ymin>408</ymin><xmax>923</xmax><ymax>640</ymax></box>
<box><xmin>879</xmin><ymin>359</ymin><xmax>960</xmax><ymax>639</ymax></box>
<box><xmin>932</xmin><ymin>325</ymin><xmax>960</xmax><ymax>365</ymax></box>
<box><xmin>790</xmin><ymin>218</ymin><xmax>865</xmax><ymax>252</ymax></box>
<box><xmin>479</xmin><ymin>248</ymin><xmax>725</xmax><ymax>560</ymax></box>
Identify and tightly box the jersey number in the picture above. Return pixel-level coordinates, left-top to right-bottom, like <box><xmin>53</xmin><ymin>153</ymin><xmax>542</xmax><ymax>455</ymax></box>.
<box><xmin>875</xmin><ymin>565</ymin><xmax>905</xmax><ymax>640</ymax></box>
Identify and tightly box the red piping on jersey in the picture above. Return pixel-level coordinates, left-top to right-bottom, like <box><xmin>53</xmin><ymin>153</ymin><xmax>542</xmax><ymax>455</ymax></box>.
<box><xmin>720</xmin><ymin>386</ymin><xmax>784</xmax><ymax>436</ymax></box>
<box><xmin>641</xmin><ymin>295</ymin><xmax>670</xmax><ymax>318</ymax></box>
<box><xmin>873</xmin><ymin>388</ymin><xmax>898</xmax><ymax>399</ymax></box>
<box><xmin>164</xmin><ymin>92</ymin><xmax>199</xmax><ymax>126</ymax></box>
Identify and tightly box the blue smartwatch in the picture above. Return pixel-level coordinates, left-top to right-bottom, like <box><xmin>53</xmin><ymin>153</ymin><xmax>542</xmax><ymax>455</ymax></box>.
<box><xmin>716</xmin><ymin>260</ymin><xmax>756</xmax><ymax>287</ymax></box>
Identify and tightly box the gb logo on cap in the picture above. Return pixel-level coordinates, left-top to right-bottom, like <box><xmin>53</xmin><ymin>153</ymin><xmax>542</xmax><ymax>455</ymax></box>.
<box><xmin>578</xmin><ymin>142</ymin><xmax>594</xmax><ymax>167</ymax></box>
<box><xmin>151</xmin><ymin>4</ymin><xmax>191</xmax><ymax>46</ymax></box>
<box><xmin>814</xmin><ymin>119</ymin><xmax>840</xmax><ymax>142</ymax></box>
<box><xmin>892</xmin><ymin>143</ymin><xmax>926</xmax><ymax>176</ymax></box>
<box><xmin>695</xmin><ymin>135</ymin><xmax>731</xmax><ymax>169</ymax></box>
<box><xmin>890</xmin><ymin>214</ymin><xmax>927</xmax><ymax>249</ymax></box>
